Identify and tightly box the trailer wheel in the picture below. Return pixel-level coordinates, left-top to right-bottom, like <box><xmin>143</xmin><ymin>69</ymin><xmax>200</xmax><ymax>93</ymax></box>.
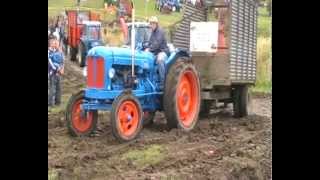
<box><xmin>143</xmin><ymin>111</ymin><xmax>155</xmax><ymax>126</ymax></box>
<box><xmin>66</xmin><ymin>90</ymin><xmax>98</xmax><ymax>136</ymax></box>
<box><xmin>70</xmin><ymin>47</ymin><xmax>77</xmax><ymax>62</ymax></box>
<box><xmin>233</xmin><ymin>85</ymin><xmax>251</xmax><ymax>118</ymax></box>
<box><xmin>164</xmin><ymin>59</ymin><xmax>201</xmax><ymax>131</ymax></box>
<box><xmin>111</xmin><ymin>92</ymin><xmax>143</xmax><ymax>142</ymax></box>
<box><xmin>77</xmin><ymin>43</ymin><xmax>86</xmax><ymax>67</ymax></box>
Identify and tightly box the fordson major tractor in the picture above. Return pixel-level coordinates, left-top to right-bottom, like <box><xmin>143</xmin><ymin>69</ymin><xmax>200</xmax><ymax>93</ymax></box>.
<box><xmin>66</xmin><ymin>0</ymin><xmax>258</xmax><ymax>142</ymax></box>
<box><xmin>64</xmin><ymin>10</ymin><xmax>104</xmax><ymax>67</ymax></box>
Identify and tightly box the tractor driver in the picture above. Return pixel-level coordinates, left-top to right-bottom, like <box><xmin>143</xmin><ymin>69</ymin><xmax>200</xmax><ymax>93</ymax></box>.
<box><xmin>145</xmin><ymin>16</ymin><xmax>169</xmax><ymax>89</ymax></box>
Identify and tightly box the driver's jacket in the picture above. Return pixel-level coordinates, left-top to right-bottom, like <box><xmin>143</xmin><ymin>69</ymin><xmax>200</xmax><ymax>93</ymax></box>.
<box><xmin>149</xmin><ymin>26</ymin><xmax>169</xmax><ymax>56</ymax></box>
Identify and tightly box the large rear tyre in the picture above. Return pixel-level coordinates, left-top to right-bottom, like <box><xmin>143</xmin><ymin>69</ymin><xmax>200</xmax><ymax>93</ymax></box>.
<box><xmin>164</xmin><ymin>59</ymin><xmax>201</xmax><ymax>131</ymax></box>
<box><xmin>66</xmin><ymin>90</ymin><xmax>98</xmax><ymax>137</ymax></box>
<box><xmin>233</xmin><ymin>85</ymin><xmax>252</xmax><ymax>118</ymax></box>
<box><xmin>111</xmin><ymin>92</ymin><xmax>143</xmax><ymax>142</ymax></box>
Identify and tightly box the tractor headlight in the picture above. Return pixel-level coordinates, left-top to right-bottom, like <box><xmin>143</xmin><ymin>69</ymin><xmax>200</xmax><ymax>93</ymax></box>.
<box><xmin>109</xmin><ymin>68</ymin><xmax>115</xmax><ymax>79</ymax></box>
<box><xmin>83</xmin><ymin>67</ymin><xmax>87</xmax><ymax>77</ymax></box>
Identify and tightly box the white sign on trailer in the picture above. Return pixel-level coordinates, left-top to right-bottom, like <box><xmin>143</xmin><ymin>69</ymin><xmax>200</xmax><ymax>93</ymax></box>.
<box><xmin>190</xmin><ymin>22</ymin><xmax>219</xmax><ymax>53</ymax></box>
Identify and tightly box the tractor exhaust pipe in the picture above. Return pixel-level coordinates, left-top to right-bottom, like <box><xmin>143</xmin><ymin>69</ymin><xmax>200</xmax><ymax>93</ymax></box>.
<box><xmin>131</xmin><ymin>1</ymin><xmax>135</xmax><ymax>78</ymax></box>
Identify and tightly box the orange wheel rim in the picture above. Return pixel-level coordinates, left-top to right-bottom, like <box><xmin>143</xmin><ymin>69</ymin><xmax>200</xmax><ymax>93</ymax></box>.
<box><xmin>117</xmin><ymin>100</ymin><xmax>140</xmax><ymax>137</ymax></box>
<box><xmin>176</xmin><ymin>70</ymin><xmax>199</xmax><ymax>128</ymax></box>
<box><xmin>71</xmin><ymin>99</ymin><xmax>93</xmax><ymax>132</ymax></box>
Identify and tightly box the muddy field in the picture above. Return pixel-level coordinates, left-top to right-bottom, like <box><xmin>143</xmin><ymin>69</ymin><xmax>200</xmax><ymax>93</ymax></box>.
<box><xmin>48</xmin><ymin>60</ymin><xmax>272</xmax><ymax>180</ymax></box>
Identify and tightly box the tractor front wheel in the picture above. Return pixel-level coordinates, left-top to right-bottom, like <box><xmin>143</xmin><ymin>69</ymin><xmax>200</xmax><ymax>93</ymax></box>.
<box><xmin>111</xmin><ymin>92</ymin><xmax>143</xmax><ymax>142</ymax></box>
<box><xmin>164</xmin><ymin>59</ymin><xmax>201</xmax><ymax>131</ymax></box>
<box><xmin>66</xmin><ymin>90</ymin><xmax>98</xmax><ymax>136</ymax></box>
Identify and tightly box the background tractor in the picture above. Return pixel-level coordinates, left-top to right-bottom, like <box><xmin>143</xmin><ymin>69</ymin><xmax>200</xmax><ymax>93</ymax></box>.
<box><xmin>66</xmin><ymin>0</ymin><xmax>258</xmax><ymax>142</ymax></box>
<box><xmin>64</xmin><ymin>10</ymin><xmax>104</xmax><ymax>67</ymax></box>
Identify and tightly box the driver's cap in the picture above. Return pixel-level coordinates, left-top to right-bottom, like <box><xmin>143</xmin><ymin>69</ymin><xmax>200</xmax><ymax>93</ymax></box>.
<box><xmin>149</xmin><ymin>16</ymin><xmax>158</xmax><ymax>23</ymax></box>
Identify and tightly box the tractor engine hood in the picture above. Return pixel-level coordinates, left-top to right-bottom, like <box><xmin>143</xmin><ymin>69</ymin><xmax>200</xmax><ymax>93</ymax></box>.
<box><xmin>87</xmin><ymin>46</ymin><xmax>155</xmax><ymax>70</ymax></box>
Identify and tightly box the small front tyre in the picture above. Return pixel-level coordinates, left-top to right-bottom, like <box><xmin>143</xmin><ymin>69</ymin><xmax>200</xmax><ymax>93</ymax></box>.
<box><xmin>111</xmin><ymin>92</ymin><xmax>143</xmax><ymax>142</ymax></box>
<box><xmin>65</xmin><ymin>90</ymin><xmax>98</xmax><ymax>137</ymax></box>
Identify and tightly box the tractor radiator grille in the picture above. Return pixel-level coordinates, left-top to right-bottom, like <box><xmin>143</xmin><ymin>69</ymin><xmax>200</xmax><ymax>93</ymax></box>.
<box><xmin>87</xmin><ymin>56</ymin><xmax>105</xmax><ymax>89</ymax></box>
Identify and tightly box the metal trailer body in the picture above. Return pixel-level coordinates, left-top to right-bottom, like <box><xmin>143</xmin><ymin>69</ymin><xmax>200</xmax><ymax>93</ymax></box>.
<box><xmin>172</xmin><ymin>0</ymin><xmax>258</xmax><ymax>102</ymax></box>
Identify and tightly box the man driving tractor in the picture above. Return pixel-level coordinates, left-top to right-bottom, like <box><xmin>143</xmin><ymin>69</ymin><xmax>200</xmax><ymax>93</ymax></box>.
<box><xmin>145</xmin><ymin>16</ymin><xmax>169</xmax><ymax>89</ymax></box>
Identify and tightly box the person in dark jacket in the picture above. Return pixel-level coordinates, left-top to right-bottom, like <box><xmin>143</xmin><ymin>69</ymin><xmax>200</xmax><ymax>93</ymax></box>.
<box><xmin>145</xmin><ymin>16</ymin><xmax>169</xmax><ymax>88</ymax></box>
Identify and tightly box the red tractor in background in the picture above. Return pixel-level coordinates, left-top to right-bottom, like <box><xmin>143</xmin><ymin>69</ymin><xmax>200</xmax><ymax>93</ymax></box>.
<box><xmin>64</xmin><ymin>10</ymin><xmax>104</xmax><ymax>67</ymax></box>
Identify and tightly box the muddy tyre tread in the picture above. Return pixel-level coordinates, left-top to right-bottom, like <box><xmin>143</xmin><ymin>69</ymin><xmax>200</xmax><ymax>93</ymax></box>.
<box><xmin>233</xmin><ymin>85</ymin><xmax>249</xmax><ymax>118</ymax></box>
<box><xmin>65</xmin><ymin>90</ymin><xmax>98</xmax><ymax>137</ymax></box>
<box><xmin>164</xmin><ymin>58</ymin><xmax>201</xmax><ymax>131</ymax></box>
<box><xmin>111</xmin><ymin>92</ymin><xmax>143</xmax><ymax>142</ymax></box>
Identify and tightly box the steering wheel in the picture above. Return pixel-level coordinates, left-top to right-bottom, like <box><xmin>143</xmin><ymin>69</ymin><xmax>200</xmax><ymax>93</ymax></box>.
<box><xmin>142</xmin><ymin>41</ymin><xmax>150</xmax><ymax>50</ymax></box>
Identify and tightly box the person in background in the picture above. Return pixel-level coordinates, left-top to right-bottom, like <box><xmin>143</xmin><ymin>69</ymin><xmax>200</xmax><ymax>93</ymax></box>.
<box><xmin>48</xmin><ymin>39</ymin><xmax>64</xmax><ymax>107</ymax></box>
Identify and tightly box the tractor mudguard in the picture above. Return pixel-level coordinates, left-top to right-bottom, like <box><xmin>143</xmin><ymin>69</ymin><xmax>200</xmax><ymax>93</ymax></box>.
<box><xmin>165</xmin><ymin>50</ymin><xmax>190</xmax><ymax>74</ymax></box>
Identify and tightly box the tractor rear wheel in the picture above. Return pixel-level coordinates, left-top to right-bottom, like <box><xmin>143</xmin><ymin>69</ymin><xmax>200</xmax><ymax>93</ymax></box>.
<box><xmin>164</xmin><ymin>59</ymin><xmax>201</xmax><ymax>131</ymax></box>
<box><xmin>111</xmin><ymin>92</ymin><xmax>143</xmax><ymax>142</ymax></box>
<box><xmin>233</xmin><ymin>85</ymin><xmax>252</xmax><ymax>118</ymax></box>
<box><xmin>77</xmin><ymin>43</ymin><xmax>86</xmax><ymax>67</ymax></box>
<box><xmin>66</xmin><ymin>90</ymin><xmax>98</xmax><ymax>137</ymax></box>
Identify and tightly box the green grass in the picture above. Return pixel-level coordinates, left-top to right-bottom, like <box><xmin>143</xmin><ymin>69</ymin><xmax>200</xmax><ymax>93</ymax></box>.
<box><xmin>121</xmin><ymin>144</ymin><xmax>167</xmax><ymax>168</ymax></box>
<box><xmin>255</xmin><ymin>7</ymin><xmax>271</xmax><ymax>93</ymax></box>
<box><xmin>48</xmin><ymin>169</ymin><xmax>59</xmax><ymax>180</ymax></box>
<box><xmin>258</xmin><ymin>7</ymin><xmax>271</xmax><ymax>37</ymax></box>
<box><xmin>48</xmin><ymin>0</ymin><xmax>182</xmax><ymax>28</ymax></box>
<box><xmin>132</xmin><ymin>0</ymin><xmax>182</xmax><ymax>28</ymax></box>
<box><xmin>254</xmin><ymin>37</ymin><xmax>271</xmax><ymax>93</ymax></box>
<box><xmin>252</xmin><ymin>81</ymin><xmax>272</xmax><ymax>93</ymax></box>
<box><xmin>48</xmin><ymin>0</ymin><xmax>104</xmax><ymax>17</ymax></box>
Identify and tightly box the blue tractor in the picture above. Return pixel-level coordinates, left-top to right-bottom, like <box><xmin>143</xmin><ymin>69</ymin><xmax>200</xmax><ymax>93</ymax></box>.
<box><xmin>65</xmin><ymin>22</ymin><xmax>201</xmax><ymax>142</ymax></box>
